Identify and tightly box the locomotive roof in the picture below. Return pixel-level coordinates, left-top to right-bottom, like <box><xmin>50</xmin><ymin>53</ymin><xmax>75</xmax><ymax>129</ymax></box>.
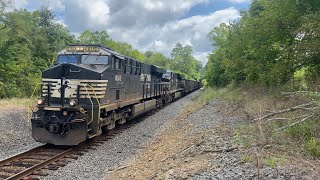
<box><xmin>58</xmin><ymin>45</ymin><xmax>187</xmax><ymax>78</ymax></box>
<box><xmin>59</xmin><ymin>45</ymin><xmax>126</xmax><ymax>59</ymax></box>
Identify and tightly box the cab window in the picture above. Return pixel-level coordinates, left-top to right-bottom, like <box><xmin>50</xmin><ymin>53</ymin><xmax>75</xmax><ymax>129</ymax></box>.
<box><xmin>82</xmin><ymin>55</ymin><xmax>109</xmax><ymax>65</ymax></box>
<box><xmin>57</xmin><ymin>55</ymin><xmax>80</xmax><ymax>64</ymax></box>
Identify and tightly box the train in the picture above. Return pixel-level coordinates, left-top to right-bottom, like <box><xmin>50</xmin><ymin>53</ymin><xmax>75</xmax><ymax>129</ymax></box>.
<box><xmin>30</xmin><ymin>45</ymin><xmax>201</xmax><ymax>146</ymax></box>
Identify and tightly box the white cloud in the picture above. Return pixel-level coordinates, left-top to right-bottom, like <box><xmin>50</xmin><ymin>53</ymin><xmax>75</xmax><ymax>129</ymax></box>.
<box><xmin>12</xmin><ymin>0</ymin><xmax>242</xmax><ymax>64</ymax></box>
<box><xmin>195</xmin><ymin>52</ymin><xmax>210</xmax><ymax>65</ymax></box>
<box><xmin>65</xmin><ymin>0</ymin><xmax>110</xmax><ymax>32</ymax></box>
<box><xmin>12</xmin><ymin>0</ymin><xmax>28</xmax><ymax>9</ymax></box>
<box><xmin>107</xmin><ymin>7</ymin><xmax>240</xmax><ymax>63</ymax></box>
<box><xmin>227</xmin><ymin>0</ymin><xmax>251</xmax><ymax>4</ymax></box>
<box><xmin>48</xmin><ymin>0</ymin><xmax>64</xmax><ymax>11</ymax></box>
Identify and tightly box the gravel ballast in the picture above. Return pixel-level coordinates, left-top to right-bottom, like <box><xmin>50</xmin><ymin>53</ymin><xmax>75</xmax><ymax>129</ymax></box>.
<box><xmin>1</xmin><ymin>91</ymin><xmax>317</xmax><ymax>180</ymax></box>
<box><xmin>42</xmin><ymin>91</ymin><xmax>201</xmax><ymax>180</ymax></box>
<box><xmin>0</xmin><ymin>111</ymin><xmax>42</xmax><ymax>160</ymax></box>
<box><xmin>106</xmin><ymin>97</ymin><xmax>319</xmax><ymax>179</ymax></box>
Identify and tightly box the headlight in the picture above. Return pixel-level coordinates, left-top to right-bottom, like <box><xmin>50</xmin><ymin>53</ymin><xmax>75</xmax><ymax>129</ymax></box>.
<box><xmin>69</xmin><ymin>100</ymin><xmax>77</xmax><ymax>107</ymax></box>
<box><xmin>37</xmin><ymin>99</ymin><xmax>44</xmax><ymax>105</ymax></box>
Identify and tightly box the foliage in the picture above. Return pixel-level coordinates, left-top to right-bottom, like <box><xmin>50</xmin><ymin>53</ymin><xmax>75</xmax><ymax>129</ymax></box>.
<box><xmin>0</xmin><ymin>6</ymin><xmax>76</xmax><ymax>97</ymax></box>
<box><xmin>286</xmin><ymin>118</ymin><xmax>320</xmax><ymax>157</ymax></box>
<box><xmin>170</xmin><ymin>43</ymin><xmax>202</xmax><ymax>80</ymax></box>
<box><xmin>144</xmin><ymin>52</ymin><xmax>171</xmax><ymax>69</ymax></box>
<box><xmin>206</xmin><ymin>0</ymin><xmax>320</xmax><ymax>88</ymax></box>
<box><xmin>0</xmin><ymin>5</ymin><xmax>203</xmax><ymax>98</ymax></box>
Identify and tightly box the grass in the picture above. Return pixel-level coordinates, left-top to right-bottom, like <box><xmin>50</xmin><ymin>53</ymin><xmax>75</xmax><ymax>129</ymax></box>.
<box><xmin>0</xmin><ymin>98</ymin><xmax>35</xmax><ymax>111</ymax></box>
<box><xmin>200</xmin><ymin>86</ymin><xmax>320</xmax><ymax>160</ymax></box>
<box><xmin>240</xmin><ymin>154</ymin><xmax>252</xmax><ymax>163</ymax></box>
<box><xmin>199</xmin><ymin>86</ymin><xmax>243</xmax><ymax>104</ymax></box>
<box><xmin>265</xmin><ymin>155</ymin><xmax>277</xmax><ymax>169</ymax></box>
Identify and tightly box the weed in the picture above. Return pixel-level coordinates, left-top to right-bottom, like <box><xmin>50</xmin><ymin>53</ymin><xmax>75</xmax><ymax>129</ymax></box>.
<box><xmin>304</xmin><ymin>137</ymin><xmax>320</xmax><ymax>158</ymax></box>
<box><xmin>265</xmin><ymin>156</ymin><xmax>277</xmax><ymax>169</ymax></box>
<box><xmin>240</xmin><ymin>154</ymin><xmax>251</xmax><ymax>163</ymax></box>
<box><xmin>204</xmin><ymin>86</ymin><xmax>320</xmax><ymax>160</ymax></box>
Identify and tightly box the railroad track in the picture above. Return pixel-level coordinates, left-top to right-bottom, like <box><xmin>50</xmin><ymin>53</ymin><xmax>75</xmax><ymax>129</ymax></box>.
<box><xmin>0</xmin><ymin>110</ymin><xmax>153</xmax><ymax>180</ymax></box>
<box><xmin>0</xmin><ymin>129</ymin><xmax>127</xmax><ymax>180</ymax></box>
<box><xmin>0</xmin><ymin>144</ymin><xmax>75</xmax><ymax>180</ymax></box>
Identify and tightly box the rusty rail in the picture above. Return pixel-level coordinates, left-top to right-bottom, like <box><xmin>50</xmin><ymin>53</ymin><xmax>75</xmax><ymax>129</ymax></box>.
<box><xmin>0</xmin><ymin>145</ymin><xmax>74</xmax><ymax>180</ymax></box>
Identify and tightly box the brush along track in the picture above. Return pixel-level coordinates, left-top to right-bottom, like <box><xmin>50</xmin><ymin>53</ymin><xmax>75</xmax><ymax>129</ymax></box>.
<box><xmin>0</xmin><ymin>122</ymin><xmax>136</xmax><ymax>180</ymax></box>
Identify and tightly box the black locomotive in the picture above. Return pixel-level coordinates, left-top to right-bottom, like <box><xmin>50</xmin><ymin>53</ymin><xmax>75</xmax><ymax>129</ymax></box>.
<box><xmin>30</xmin><ymin>45</ymin><xmax>201</xmax><ymax>145</ymax></box>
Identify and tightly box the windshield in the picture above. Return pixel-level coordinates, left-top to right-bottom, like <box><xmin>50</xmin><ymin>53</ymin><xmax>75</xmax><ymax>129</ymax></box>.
<box><xmin>57</xmin><ymin>55</ymin><xmax>80</xmax><ymax>64</ymax></box>
<box><xmin>81</xmin><ymin>55</ymin><xmax>109</xmax><ymax>65</ymax></box>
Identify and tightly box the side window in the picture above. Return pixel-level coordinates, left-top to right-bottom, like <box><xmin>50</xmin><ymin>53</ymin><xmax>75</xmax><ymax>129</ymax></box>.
<box><xmin>119</xmin><ymin>59</ymin><xmax>123</xmax><ymax>70</ymax></box>
<box><xmin>135</xmin><ymin>62</ymin><xmax>138</xmax><ymax>75</ymax></box>
<box><xmin>126</xmin><ymin>59</ymin><xmax>130</xmax><ymax>74</ymax></box>
<box><xmin>136</xmin><ymin>62</ymin><xmax>141</xmax><ymax>75</ymax></box>
<box><xmin>112</xmin><ymin>55</ymin><xmax>115</xmax><ymax>69</ymax></box>
<box><xmin>140</xmin><ymin>63</ymin><xmax>142</xmax><ymax>75</ymax></box>
<box><xmin>124</xmin><ymin>59</ymin><xmax>127</xmax><ymax>73</ymax></box>
<box><xmin>130</xmin><ymin>60</ymin><xmax>133</xmax><ymax>74</ymax></box>
<box><xmin>115</xmin><ymin>59</ymin><xmax>119</xmax><ymax>70</ymax></box>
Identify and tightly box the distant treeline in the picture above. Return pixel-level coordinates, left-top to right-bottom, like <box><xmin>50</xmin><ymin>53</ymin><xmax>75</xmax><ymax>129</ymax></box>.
<box><xmin>0</xmin><ymin>2</ymin><xmax>202</xmax><ymax>98</ymax></box>
<box><xmin>205</xmin><ymin>0</ymin><xmax>320</xmax><ymax>88</ymax></box>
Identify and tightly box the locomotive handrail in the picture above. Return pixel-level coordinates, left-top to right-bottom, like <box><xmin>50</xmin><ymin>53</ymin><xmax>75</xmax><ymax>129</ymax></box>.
<box><xmin>87</xmin><ymin>84</ymin><xmax>101</xmax><ymax>125</ymax></box>
<box><xmin>27</xmin><ymin>82</ymin><xmax>96</xmax><ymax>124</ymax></box>
<box><xmin>79</xmin><ymin>84</ymin><xmax>94</xmax><ymax>123</ymax></box>
<box><xmin>28</xmin><ymin>83</ymin><xmax>42</xmax><ymax>121</ymax></box>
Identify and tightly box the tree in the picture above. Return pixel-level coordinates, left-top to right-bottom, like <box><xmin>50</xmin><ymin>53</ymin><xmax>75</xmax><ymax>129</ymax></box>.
<box><xmin>206</xmin><ymin>0</ymin><xmax>320</xmax><ymax>88</ymax></box>
<box><xmin>0</xmin><ymin>6</ymin><xmax>76</xmax><ymax>98</ymax></box>
<box><xmin>79</xmin><ymin>30</ymin><xmax>110</xmax><ymax>45</ymax></box>
<box><xmin>170</xmin><ymin>43</ymin><xmax>202</xmax><ymax>80</ymax></box>
<box><xmin>0</xmin><ymin>0</ymin><xmax>12</xmax><ymax>30</ymax></box>
<box><xmin>144</xmin><ymin>52</ymin><xmax>171</xmax><ymax>69</ymax></box>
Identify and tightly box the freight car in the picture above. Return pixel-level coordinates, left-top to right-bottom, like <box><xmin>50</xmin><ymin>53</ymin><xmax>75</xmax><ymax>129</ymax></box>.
<box><xmin>30</xmin><ymin>45</ymin><xmax>201</xmax><ymax>145</ymax></box>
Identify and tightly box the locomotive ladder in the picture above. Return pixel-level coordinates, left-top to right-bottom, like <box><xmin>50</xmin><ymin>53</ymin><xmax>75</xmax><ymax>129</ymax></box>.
<box><xmin>79</xmin><ymin>84</ymin><xmax>101</xmax><ymax>136</ymax></box>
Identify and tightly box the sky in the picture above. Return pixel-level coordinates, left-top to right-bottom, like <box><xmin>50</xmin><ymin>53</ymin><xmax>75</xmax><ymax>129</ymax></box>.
<box><xmin>13</xmin><ymin>0</ymin><xmax>251</xmax><ymax>64</ymax></box>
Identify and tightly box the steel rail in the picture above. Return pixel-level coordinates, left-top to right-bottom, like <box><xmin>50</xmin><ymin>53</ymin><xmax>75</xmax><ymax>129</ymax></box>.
<box><xmin>0</xmin><ymin>145</ymin><xmax>74</xmax><ymax>180</ymax></box>
<box><xmin>0</xmin><ymin>146</ymin><xmax>46</xmax><ymax>167</ymax></box>
<box><xmin>5</xmin><ymin>147</ymin><xmax>74</xmax><ymax>180</ymax></box>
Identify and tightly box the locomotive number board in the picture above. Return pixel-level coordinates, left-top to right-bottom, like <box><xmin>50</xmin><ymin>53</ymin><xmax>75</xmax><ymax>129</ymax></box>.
<box><xmin>66</xmin><ymin>46</ymin><xmax>100</xmax><ymax>52</ymax></box>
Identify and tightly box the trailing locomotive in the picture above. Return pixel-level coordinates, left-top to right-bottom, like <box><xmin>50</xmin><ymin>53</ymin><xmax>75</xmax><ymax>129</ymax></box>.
<box><xmin>30</xmin><ymin>45</ymin><xmax>201</xmax><ymax>145</ymax></box>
